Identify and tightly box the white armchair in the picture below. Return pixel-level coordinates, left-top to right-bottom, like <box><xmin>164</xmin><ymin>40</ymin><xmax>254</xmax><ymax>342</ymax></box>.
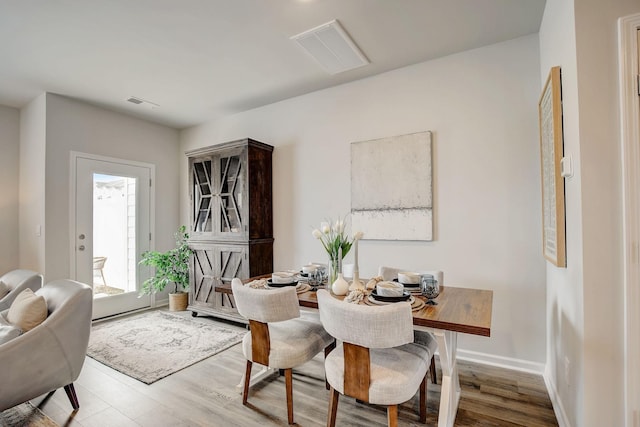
<box><xmin>0</xmin><ymin>270</ymin><xmax>43</xmax><ymax>311</ymax></box>
<box><xmin>0</xmin><ymin>279</ymin><xmax>92</xmax><ymax>412</ymax></box>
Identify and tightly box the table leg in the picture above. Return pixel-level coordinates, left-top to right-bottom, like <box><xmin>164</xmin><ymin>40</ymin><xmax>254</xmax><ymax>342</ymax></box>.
<box><xmin>235</xmin><ymin>364</ymin><xmax>277</xmax><ymax>392</ymax></box>
<box><xmin>432</xmin><ymin>329</ymin><xmax>461</xmax><ymax>427</ymax></box>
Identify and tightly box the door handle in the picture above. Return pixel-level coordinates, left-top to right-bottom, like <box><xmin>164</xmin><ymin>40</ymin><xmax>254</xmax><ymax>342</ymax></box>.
<box><xmin>78</xmin><ymin>245</ymin><xmax>85</xmax><ymax>251</ymax></box>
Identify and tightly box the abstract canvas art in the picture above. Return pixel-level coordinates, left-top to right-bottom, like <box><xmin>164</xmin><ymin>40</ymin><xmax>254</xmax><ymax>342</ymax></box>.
<box><xmin>351</xmin><ymin>131</ymin><xmax>433</xmax><ymax>241</ymax></box>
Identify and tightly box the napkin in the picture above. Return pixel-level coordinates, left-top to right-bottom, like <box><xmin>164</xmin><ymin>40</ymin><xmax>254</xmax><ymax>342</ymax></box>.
<box><xmin>344</xmin><ymin>289</ymin><xmax>366</xmax><ymax>304</ymax></box>
<box><xmin>366</xmin><ymin>276</ymin><xmax>383</xmax><ymax>290</ymax></box>
<box><xmin>245</xmin><ymin>279</ymin><xmax>268</xmax><ymax>289</ymax></box>
<box><xmin>272</xmin><ymin>272</ymin><xmax>295</xmax><ymax>284</ymax></box>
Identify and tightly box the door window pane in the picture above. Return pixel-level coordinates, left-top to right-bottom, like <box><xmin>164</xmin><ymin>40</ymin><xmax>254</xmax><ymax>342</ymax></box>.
<box><xmin>93</xmin><ymin>173</ymin><xmax>137</xmax><ymax>297</ymax></box>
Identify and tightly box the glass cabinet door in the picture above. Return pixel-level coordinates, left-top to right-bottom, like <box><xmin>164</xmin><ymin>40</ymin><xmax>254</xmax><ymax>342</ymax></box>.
<box><xmin>216</xmin><ymin>150</ymin><xmax>246</xmax><ymax>236</ymax></box>
<box><xmin>192</xmin><ymin>159</ymin><xmax>213</xmax><ymax>233</ymax></box>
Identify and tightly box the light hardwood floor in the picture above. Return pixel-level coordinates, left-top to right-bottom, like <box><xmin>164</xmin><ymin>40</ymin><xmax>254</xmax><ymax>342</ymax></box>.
<box><xmin>31</xmin><ymin>313</ymin><xmax>558</xmax><ymax>427</ymax></box>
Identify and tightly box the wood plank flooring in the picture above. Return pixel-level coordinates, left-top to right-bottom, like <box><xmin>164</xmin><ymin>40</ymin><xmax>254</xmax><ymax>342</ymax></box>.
<box><xmin>29</xmin><ymin>312</ymin><xmax>558</xmax><ymax>427</ymax></box>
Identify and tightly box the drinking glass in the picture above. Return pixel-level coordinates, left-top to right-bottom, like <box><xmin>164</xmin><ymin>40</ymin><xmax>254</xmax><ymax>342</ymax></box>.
<box><xmin>421</xmin><ymin>275</ymin><xmax>440</xmax><ymax>305</ymax></box>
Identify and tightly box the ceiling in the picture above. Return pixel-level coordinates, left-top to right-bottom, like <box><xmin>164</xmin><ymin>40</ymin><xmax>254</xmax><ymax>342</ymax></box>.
<box><xmin>0</xmin><ymin>0</ymin><xmax>546</xmax><ymax>129</ymax></box>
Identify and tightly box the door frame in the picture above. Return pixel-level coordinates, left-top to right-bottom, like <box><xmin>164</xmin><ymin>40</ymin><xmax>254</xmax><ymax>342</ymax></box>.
<box><xmin>618</xmin><ymin>13</ymin><xmax>640</xmax><ymax>427</ymax></box>
<box><xmin>69</xmin><ymin>151</ymin><xmax>157</xmax><ymax>305</ymax></box>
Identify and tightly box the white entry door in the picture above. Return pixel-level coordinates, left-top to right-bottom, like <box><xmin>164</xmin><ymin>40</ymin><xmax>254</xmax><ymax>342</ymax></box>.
<box><xmin>72</xmin><ymin>152</ymin><xmax>154</xmax><ymax>319</ymax></box>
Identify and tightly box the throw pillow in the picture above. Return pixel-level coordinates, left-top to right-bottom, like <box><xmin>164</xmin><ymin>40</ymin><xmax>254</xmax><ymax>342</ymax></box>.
<box><xmin>0</xmin><ymin>280</ymin><xmax>8</xmax><ymax>299</ymax></box>
<box><xmin>0</xmin><ymin>314</ymin><xmax>22</xmax><ymax>344</ymax></box>
<box><xmin>7</xmin><ymin>288</ymin><xmax>47</xmax><ymax>332</ymax></box>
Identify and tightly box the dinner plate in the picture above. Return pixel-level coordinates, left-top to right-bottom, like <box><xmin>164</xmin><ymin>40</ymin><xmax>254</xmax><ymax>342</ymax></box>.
<box><xmin>393</xmin><ymin>278</ymin><xmax>420</xmax><ymax>288</ymax></box>
<box><xmin>266</xmin><ymin>279</ymin><xmax>298</xmax><ymax>287</ymax></box>
<box><xmin>367</xmin><ymin>295</ymin><xmax>415</xmax><ymax>305</ymax></box>
<box><xmin>371</xmin><ymin>290</ymin><xmax>411</xmax><ymax>302</ymax></box>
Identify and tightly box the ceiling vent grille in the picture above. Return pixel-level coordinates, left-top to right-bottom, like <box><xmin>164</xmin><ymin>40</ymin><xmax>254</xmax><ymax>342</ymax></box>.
<box><xmin>291</xmin><ymin>19</ymin><xmax>369</xmax><ymax>75</ymax></box>
<box><xmin>126</xmin><ymin>96</ymin><xmax>159</xmax><ymax>109</ymax></box>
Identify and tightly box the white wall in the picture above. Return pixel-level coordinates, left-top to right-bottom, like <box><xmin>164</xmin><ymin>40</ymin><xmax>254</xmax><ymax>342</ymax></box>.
<box><xmin>0</xmin><ymin>105</ymin><xmax>20</xmax><ymax>273</ymax></box>
<box><xmin>540</xmin><ymin>0</ymin><xmax>640</xmax><ymax>426</ymax></box>
<box><xmin>35</xmin><ymin>94</ymin><xmax>180</xmax><ymax>291</ymax></box>
<box><xmin>181</xmin><ymin>35</ymin><xmax>547</xmax><ymax>365</ymax></box>
<box><xmin>19</xmin><ymin>94</ymin><xmax>46</xmax><ymax>273</ymax></box>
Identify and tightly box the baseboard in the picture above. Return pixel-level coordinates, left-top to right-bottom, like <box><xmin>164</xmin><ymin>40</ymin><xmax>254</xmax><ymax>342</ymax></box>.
<box><xmin>456</xmin><ymin>349</ymin><xmax>545</xmax><ymax>375</ymax></box>
<box><xmin>544</xmin><ymin>365</ymin><xmax>572</xmax><ymax>427</ymax></box>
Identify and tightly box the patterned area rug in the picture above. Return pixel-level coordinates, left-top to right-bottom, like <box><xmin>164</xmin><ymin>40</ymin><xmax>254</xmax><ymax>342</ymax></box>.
<box><xmin>0</xmin><ymin>402</ymin><xmax>58</xmax><ymax>427</ymax></box>
<box><xmin>87</xmin><ymin>310</ymin><xmax>245</xmax><ymax>384</ymax></box>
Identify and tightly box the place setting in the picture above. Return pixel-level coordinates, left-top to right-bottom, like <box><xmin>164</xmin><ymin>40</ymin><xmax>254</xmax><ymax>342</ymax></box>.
<box><xmin>363</xmin><ymin>279</ymin><xmax>426</xmax><ymax>311</ymax></box>
<box><xmin>269</xmin><ymin>272</ymin><xmax>312</xmax><ymax>294</ymax></box>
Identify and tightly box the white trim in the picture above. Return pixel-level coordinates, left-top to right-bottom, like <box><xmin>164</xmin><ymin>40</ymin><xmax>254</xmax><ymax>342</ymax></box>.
<box><xmin>618</xmin><ymin>14</ymin><xmax>640</xmax><ymax>427</ymax></box>
<box><xmin>456</xmin><ymin>349</ymin><xmax>545</xmax><ymax>375</ymax></box>
<box><xmin>544</xmin><ymin>365</ymin><xmax>572</xmax><ymax>427</ymax></box>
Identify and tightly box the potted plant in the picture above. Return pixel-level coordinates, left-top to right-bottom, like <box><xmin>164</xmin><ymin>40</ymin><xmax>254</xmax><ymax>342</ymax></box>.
<box><xmin>139</xmin><ymin>225</ymin><xmax>192</xmax><ymax>311</ymax></box>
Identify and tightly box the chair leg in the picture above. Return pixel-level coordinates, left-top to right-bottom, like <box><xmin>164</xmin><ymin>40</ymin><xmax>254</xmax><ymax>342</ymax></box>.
<box><xmin>285</xmin><ymin>368</ymin><xmax>294</xmax><ymax>425</ymax></box>
<box><xmin>324</xmin><ymin>340</ymin><xmax>336</xmax><ymax>390</ymax></box>
<box><xmin>327</xmin><ymin>387</ymin><xmax>339</xmax><ymax>427</ymax></box>
<box><xmin>430</xmin><ymin>356</ymin><xmax>437</xmax><ymax>385</ymax></box>
<box><xmin>242</xmin><ymin>360</ymin><xmax>252</xmax><ymax>405</ymax></box>
<box><xmin>387</xmin><ymin>404</ymin><xmax>398</xmax><ymax>427</ymax></box>
<box><xmin>63</xmin><ymin>383</ymin><xmax>79</xmax><ymax>410</ymax></box>
<box><xmin>419</xmin><ymin>373</ymin><xmax>427</xmax><ymax>423</ymax></box>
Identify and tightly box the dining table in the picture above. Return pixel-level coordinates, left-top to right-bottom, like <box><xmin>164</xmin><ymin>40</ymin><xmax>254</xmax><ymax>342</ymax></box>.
<box><xmin>217</xmin><ymin>276</ymin><xmax>493</xmax><ymax>427</ymax></box>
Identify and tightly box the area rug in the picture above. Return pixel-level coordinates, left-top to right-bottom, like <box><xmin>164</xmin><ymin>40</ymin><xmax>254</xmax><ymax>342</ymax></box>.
<box><xmin>87</xmin><ymin>310</ymin><xmax>245</xmax><ymax>384</ymax></box>
<box><xmin>0</xmin><ymin>402</ymin><xmax>58</xmax><ymax>427</ymax></box>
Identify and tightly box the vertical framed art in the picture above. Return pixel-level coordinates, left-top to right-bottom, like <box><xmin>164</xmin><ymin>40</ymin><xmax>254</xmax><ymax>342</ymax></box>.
<box><xmin>539</xmin><ymin>66</ymin><xmax>566</xmax><ymax>267</ymax></box>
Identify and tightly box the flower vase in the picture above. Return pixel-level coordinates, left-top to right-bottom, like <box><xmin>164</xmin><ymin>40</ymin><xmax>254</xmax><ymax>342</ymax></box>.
<box><xmin>332</xmin><ymin>272</ymin><xmax>349</xmax><ymax>296</ymax></box>
<box><xmin>327</xmin><ymin>256</ymin><xmax>340</xmax><ymax>286</ymax></box>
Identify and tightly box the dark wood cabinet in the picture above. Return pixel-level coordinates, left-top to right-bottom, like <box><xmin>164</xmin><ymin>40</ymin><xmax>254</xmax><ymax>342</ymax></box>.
<box><xmin>186</xmin><ymin>138</ymin><xmax>273</xmax><ymax>322</ymax></box>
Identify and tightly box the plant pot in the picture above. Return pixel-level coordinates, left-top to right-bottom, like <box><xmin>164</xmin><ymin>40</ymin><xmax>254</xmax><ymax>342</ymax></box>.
<box><xmin>169</xmin><ymin>292</ymin><xmax>188</xmax><ymax>311</ymax></box>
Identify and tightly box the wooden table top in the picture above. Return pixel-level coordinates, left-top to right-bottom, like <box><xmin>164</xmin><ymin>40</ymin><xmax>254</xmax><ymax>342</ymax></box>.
<box><xmin>216</xmin><ymin>278</ymin><xmax>493</xmax><ymax>337</ymax></box>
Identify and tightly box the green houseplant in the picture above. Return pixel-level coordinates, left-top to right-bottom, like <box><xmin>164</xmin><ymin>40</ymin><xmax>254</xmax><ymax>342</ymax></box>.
<box><xmin>139</xmin><ymin>225</ymin><xmax>192</xmax><ymax>311</ymax></box>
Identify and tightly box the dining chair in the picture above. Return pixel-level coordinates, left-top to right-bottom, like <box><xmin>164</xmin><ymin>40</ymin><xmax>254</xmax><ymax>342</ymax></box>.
<box><xmin>378</xmin><ymin>265</ymin><xmax>441</xmax><ymax>384</ymax></box>
<box><xmin>231</xmin><ymin>278</ymin><xmax>335</xmax><ymax>425</ymax></box>
<box><xmin>317</xmin><ymin>289</ymin><xmax>432</xmax><ymax>426</ymax></box>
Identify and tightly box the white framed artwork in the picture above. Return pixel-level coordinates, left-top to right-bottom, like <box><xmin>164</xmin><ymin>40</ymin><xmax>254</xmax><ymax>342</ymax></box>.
<box><xmin>351</xmin><ymin>131</ymin><xmax>433</xmax><ymax>241</ymax></box>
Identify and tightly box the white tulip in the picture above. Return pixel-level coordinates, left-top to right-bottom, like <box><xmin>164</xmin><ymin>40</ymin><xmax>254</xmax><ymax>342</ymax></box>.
<box><xmin>353</xmin><ymin>231</ymin><xmax>364</xmax><ymax>240</ymax></box>
<box><xmin>312</xmin><ymin>229</ymin><xmax>322</xmax><ymax>239</ymax></box>
<box><xmin>334</xmin><ymin>219</ymin><xmax>344</xmax><ymax>233</ymax></box>
<box><xmin>321</xmin><ymin>222</ymin><xmax>330</xmax><ymax>234</ymax></box>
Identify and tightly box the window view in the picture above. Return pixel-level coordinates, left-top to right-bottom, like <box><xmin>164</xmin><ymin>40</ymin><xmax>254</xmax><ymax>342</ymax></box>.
<box><xmin>92</xmin><ymin>173</ymin><xmax>137</xmax><ymax>298</ymax></box>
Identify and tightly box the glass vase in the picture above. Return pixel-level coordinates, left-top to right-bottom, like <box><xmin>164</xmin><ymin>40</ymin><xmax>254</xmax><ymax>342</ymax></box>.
<box><xmin>327</xmin><ymin>255</ymin><xmax>341</xmax><ymax>287</ymax></box>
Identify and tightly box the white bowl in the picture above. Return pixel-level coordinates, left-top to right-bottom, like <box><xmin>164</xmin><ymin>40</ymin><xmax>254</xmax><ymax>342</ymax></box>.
<box><xmin>376</xmin><ymin>281</ymin><xmax>404</xmax><ymax>297</ymax></box>
<box><xmin>272</xmin><ymin>272</ymin><xmax>295</xmax><ymax>284</ymax></box>
<box><xmin>302</xmin><ymin>264</ymin><xmax>317</xmax><ymax>274</ymax></box>
<box><xmin>397</xmin><ymin>272</ymin><xmax>420</xmax><ymax>285</ymax></box>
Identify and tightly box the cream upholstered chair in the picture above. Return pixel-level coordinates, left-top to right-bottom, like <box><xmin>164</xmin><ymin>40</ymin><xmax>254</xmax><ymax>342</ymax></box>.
<box><xmin>317</xmin><ymin>289</ymin><xmax>432</xmax><ymax>426</ymax></box>
<box><xmin>0</xmin><ymin>269</ymin><xmax>43</xmax><ymax>311</ymax></box>
<box><xmin>231</xmin><ymin>278</ymin><xmax>335</xmax><ymax>425</ymax></box>
<box><xmin>378</xmin><ymin>265</ymin><xmax>441</xmax><ymax>384</ymax></box>
<box><xmin>0</xmin><ymin>279</ymin><xmax>92</xmax><ymax>411</ymax></box>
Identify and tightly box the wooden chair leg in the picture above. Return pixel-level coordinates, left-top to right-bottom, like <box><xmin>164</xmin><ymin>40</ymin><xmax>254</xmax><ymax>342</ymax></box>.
<box><xmin>242</xmin><ymin>360</ymin><xmax>252</xmax><ymax>405</ymax></box>
<box><xmin>327</xmin><ymin>387</ymin><xmax>339</xmax><ymax>427</ymax></box>
<box><xmin>285</xmin><ymin>368</ymin><xmax>294</xmax><ymax>424</ymax></box>
<box><xmin>63</xmin><ymin>383</ymin><xmax>79</xmax><ymax>410</ymax></box>
<box><xmin>430</xmin><ymin>356</ymin><xmax>437</xmax><ymax>384</ymax></box>
<box><xmin>419</xmin><ymin>373</ymin><xmax>427</xmax><ymax>423</ymax></box>
<box><xmin>324</xmin><ymin>340</ymin><xmax>336</xmax><ymax>390</ymax></box>
<box><xmin>387</xmin><ymin>404</ymin><xmax>398</xmax><ymax>427</ymax></box>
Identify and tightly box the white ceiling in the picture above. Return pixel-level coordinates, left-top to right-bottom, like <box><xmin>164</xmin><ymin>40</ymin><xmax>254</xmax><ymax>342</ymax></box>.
<box><xmin>0</xmin><ymin>0</ymin><xmax>546</xmax><ymax>129</ymax></box>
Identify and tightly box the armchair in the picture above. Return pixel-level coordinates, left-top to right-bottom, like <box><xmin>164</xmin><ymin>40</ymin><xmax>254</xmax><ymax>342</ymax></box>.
<box><xmin>0</xmin><ymin>279</ymin><xmax>92</xmax><ymax>411</ymax></box>
<box><xmin>0</xmin><ymin>269</ymin><xmax>43</xmax><ymax>311</ymax></box>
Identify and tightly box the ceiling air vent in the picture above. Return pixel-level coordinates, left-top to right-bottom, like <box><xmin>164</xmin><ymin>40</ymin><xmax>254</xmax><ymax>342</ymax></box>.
<box><xmin>291</xmin><ymin>19</ymin><xmax>369</xmax><ymax>75</ymax></box>
<box><xmin>126</xmin><ymin>96</ymin><xmax>159</xmax><ymax>109</ymax></box>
